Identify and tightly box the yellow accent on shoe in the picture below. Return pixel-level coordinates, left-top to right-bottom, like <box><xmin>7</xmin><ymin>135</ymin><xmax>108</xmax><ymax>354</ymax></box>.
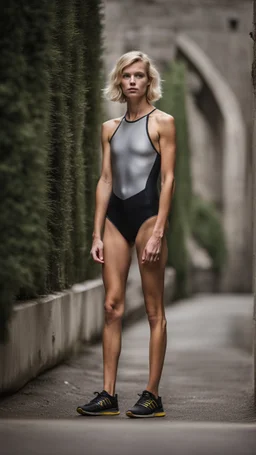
<box><xmin>100</xmin><ymin>411</ymin><xmax>120</xmax><ymax>415</ymax></box>
<box><xmin>143</xmin><ymin>399</ymin><xmax>158</xmax><ymax>409</ymax></box>
<box><xmin>126</xmin><ymin>410</ymin><xmax>166</xmax><ymax>418</ymax></box>
<box><xmin>76</xmin><ymin>407</ymin><xmax>120</xmax><ymax>416</ymax></box>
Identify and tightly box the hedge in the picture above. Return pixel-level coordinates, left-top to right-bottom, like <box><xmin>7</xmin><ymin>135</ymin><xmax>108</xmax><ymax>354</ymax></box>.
<box><xmin>0</xmin><ymin>0</ymin><xmax>103</xmax><ymax>341</ymax></box>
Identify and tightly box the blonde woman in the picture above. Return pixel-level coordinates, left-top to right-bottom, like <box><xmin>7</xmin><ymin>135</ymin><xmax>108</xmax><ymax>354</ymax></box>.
<box><xmin>77</xmin><ymin>51</ymin><xmax>176</xmax><ymax>418</ymax></box>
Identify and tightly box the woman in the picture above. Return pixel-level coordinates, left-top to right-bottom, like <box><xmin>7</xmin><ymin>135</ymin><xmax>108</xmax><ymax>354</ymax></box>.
<box><xmin>77</xmin><ymin>51</ymin><xmax>176</xmax><ymax>418</ymax></box>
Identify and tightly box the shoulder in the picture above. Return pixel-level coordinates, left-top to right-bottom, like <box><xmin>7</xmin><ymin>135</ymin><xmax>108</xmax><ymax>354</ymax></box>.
<box><xmin>151</xmin><ymin>110</ymin><xmax>175</xmax><ymax>142</ymax></box>
<box><xmin>102</xmin><ymin>117</ymin><xmax>123</xmax><ymax>141</ymax></box>
<box><xmin>152</xmin><ymin>109</ymin><xmax>175</xmax><ymax>129</ymax></box>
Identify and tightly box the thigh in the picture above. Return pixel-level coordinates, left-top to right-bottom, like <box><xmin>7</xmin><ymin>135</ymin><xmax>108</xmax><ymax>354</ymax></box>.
<box><xmin>135</xmin><ymin>216</ymin><xmax>168</xmax><ymax>306</ymax></box>
<box><xmin>102</xmin><ymin>218</ymin><xmax>132</xmax><ymax>298</ymax></box>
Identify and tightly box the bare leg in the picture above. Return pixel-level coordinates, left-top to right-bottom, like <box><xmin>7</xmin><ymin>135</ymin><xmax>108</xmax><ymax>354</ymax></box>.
<box><xmin>135</xmin><ymin>216</ymin><xmax>168</xmax><ymax>398</ymax></box>
<box><xmin>102</xmin><ymin>218</ymin><xmax>132</xmax><ymax>396</ymax></box>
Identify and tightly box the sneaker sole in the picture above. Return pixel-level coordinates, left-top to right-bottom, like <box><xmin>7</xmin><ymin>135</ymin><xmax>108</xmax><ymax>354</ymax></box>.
<box><xmin>77</xmin><ymin>407</ymin><xmax>120</xmax><ymax>416</ymax></box>
<box><xmin>126</xmin><ymin>411</ymin><xmax>166</xmax><ymax>418</ymax></box>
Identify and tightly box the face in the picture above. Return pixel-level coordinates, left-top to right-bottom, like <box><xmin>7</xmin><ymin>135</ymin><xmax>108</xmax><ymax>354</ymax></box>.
<box><xmin>120</xmin><ymin>61</ymin><xmax>150</xmax><ymax>100</ymax></box>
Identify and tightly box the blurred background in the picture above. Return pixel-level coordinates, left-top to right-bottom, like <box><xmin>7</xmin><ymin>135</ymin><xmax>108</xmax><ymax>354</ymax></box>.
<box><xmin>0</xmin><ymin>0</ymin><xmax>252</xmax><ymax>332</ymax></box>
<box><xmin>103</xmin><ymin>0</ymin><xmax>252</xmax><ymax>297</ymax></box>
<box><xmin>0</xmin><ymin>0</ymin><xmax>256</xmax><ymax>438</ymax></box>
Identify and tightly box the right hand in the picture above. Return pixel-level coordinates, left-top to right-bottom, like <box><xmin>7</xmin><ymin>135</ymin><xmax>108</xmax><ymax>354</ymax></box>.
<box><xmin>90</xmin><ymin>238</ymin><xmax>104</xmax><ymax>264</ymax></box>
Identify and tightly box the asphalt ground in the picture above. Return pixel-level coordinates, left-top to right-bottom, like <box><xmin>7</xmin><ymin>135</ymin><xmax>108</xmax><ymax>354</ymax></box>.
<box><xmin>0</xmin><ymin>294</ymin><xmax>255</xmax><ymax>455</ymax></box>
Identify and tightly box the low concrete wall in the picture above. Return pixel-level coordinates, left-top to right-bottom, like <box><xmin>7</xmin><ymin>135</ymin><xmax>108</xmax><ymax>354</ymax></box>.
<box><xmin>0</xmin><ymin>265</ymin><xmax>175</xmax><ymax>396</ymax></box>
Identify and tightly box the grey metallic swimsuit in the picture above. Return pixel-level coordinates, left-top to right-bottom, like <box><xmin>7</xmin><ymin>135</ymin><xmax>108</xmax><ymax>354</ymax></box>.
<box><xmin>106</xmin><ymin>108</ymin><xmax>161</xmax><ymax>244</ymax></box>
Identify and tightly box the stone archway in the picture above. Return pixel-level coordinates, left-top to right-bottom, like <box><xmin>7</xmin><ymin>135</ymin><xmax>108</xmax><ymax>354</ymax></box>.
<box><xmin>175</xmin><ymin>33</ymin><xmax>247</xmax><ymax>292</ymax></box>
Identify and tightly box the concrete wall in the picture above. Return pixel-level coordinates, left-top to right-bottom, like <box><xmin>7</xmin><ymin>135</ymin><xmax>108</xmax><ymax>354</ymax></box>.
<box><xmin>0</xmin><ymin>263</ymin><xmax>175</xmax><ymax>396</ymax></box>
<box><xmin>102</xmin><ymin>0</ymin><xmax>252</xmax><ymax>292</ymax></box>
<box><xmin>177</xmin><ymin>34</ymin><xmax>247</xmax><ymax>292</ymax></box>
<box><xmin>103</xmin><ymin>0</ymin><xmax>252</xmax><ymax>124</ymax></box>
<box><xmin>186</xmin><ymin>88</ymin><xmax>221</xmax><ymax>205</ymax></box>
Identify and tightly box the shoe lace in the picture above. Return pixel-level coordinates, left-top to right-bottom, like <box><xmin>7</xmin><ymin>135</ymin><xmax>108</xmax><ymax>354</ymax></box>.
<box><xmin>136</xmin><ymin>391</ymin><xmax>154</xmax><ymax>406</ymax></box>
<box><xmin>89</xmin><ymin>391</ymin><xmax>104</xmax><ymax>404</ymax></box>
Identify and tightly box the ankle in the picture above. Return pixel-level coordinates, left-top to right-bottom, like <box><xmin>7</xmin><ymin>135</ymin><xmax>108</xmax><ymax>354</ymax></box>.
<box><xmin>145</xmin><ymin>387</ymin><xmax>158</xmax><ymax>399</ymax></box>
<box><xmin>103</xmin><ymin>387</ymin><xmax>115</xmax><ymax>397</ymax></box>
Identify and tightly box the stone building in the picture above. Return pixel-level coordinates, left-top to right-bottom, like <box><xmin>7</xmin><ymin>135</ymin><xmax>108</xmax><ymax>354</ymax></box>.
<box><xmin>102</xmin><ymin>0</ymin><xmax>253</xmax><ymax>292</ymax></box>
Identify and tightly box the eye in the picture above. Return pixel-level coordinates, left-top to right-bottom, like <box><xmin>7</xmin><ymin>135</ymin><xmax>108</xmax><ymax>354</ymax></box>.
<box><xmin>122</xmin><ymin>74</ymin><xmax>130</xmax><ymax>79</ymax></box>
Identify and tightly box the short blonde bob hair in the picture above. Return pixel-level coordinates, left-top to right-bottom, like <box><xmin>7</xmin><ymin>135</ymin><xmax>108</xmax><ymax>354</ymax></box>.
<box><xmin>103</xmin><ymin>51</ymin><xmax>162</xmax><ymax>103</ymax></box>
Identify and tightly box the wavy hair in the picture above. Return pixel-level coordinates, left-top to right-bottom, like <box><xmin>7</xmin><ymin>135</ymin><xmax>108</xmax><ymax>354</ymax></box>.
<box><xmin>103</xmin><ymin>51</ymin><xmax>162</xmax><ymax>103</ymax></box>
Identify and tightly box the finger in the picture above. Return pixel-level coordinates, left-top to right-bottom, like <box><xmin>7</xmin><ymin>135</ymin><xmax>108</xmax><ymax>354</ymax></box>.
<box><xmin>94</xmin><ymin>257</ymin><xmax>104</xmax><ymax>264</ymax></box>
<box><xmin>142</xmin><ymin>248</ymin><xmax>146</xmax><ymax>263</ymax></box>
<box><xmin>98</xmin><ymin>247</ymin><xmax>104</xmax><ymax>262</ymax></box>
<box><xmin>146</xmin><ymin>252</ymin><xmax>153</xmax><ymax>263</ymax></box>
<box><xmin>92</xmin><ymin>251</ymin><xmax>101</xmax><ymax>263</ymax></box>
<box><xmin>91</xmin><ymin>249</ymin><xmax>97</xmax><ymax>260</ymax></box>
<box><xmin>145</xmin><ymin>250</ymin><xmax>151</xmax><ymax>263</ymax></box>
<box><xmin>92</xmin><ymin>248</ymin><xmax>104</xmax><ymax>264</ymax></box>
<box><xmin>142</xmin><ymin>253</ymin><xmax>149</xmax><ymax>264</ymax></box>
<box><xmin>151</xmin><ymin>250</ymin><xmax>157</xmax><ymax>261</ymax></box>
<box><xmin>156</xmin><ymin>251</ymin><xmax>161</xmax><ymax>261</ymax></box>
<box><xmin>150</xmin><ymin>254</ymin><xmax>155</xmax><ymax>263</ymax></box>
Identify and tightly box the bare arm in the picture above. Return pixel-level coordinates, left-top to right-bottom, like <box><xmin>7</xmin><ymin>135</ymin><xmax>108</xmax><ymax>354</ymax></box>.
<box><xmin>91</xmin><ymin>122</ymin><xmax>113</xmax><ymax>263</ymax></box>
<box><xmin>152</xmin><ymin>115</ymin><xmax>176</xmax><ymax>239</ymax></box>
<box><xmin>141</xmin><ymin>115</ymin><xmax>176</xmax><ymax>264</ymax></box>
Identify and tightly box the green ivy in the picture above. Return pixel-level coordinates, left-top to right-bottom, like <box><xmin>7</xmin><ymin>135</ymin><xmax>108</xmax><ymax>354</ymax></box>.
<box><xmin>191</xmin><ymin>195</ymin><xmax>227</xmax><ymax>273</ymax></box>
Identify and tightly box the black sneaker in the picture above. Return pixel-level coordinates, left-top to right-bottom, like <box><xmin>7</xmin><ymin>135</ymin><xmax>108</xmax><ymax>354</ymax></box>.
<box><xmin>76</xmin><ymin>390</ymin><xmax>120</xmax><ymax>416</ymax></box>
<box><xmin>126</xmin><ymin>390</ymin><xmax>166</xmax><ymax>418</ymax></box>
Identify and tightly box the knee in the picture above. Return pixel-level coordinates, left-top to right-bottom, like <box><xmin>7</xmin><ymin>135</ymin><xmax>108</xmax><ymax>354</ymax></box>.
<box><xmin>104</xmin><ymin>295</ymin><xmax>124</xmax><ymax>324</ymax></box>
<box><xmin>147</xmin><ymin>311</ymin><xmax>167</xmax><ymax>330</ymax></box>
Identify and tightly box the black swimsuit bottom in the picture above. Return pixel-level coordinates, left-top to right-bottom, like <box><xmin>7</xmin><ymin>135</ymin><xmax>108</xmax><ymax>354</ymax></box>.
<box><xmin>106</xmin><ymin>108</ymin><xmax>161</xmax><ymax>245</ymax></box>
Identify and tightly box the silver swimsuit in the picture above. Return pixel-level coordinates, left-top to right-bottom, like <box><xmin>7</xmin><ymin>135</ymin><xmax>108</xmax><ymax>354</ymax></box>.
<box><xmin>106</xmin><ymin>108</ymin><xmax>161</xmax><ymax>244</ymax></box>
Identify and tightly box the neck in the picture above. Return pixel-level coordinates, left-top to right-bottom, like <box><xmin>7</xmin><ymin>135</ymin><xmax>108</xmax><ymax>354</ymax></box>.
<box><xmin>125</xmin><ymin>99</ymin><xmax>153</xmax><ymax>120</ymax></box>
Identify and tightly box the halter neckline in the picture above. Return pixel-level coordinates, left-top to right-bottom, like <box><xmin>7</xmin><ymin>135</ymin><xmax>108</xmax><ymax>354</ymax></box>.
<box><xmin>124</xmin><ymin>108</ymin><xmax>156</xmax><ymax>123</ymax></box>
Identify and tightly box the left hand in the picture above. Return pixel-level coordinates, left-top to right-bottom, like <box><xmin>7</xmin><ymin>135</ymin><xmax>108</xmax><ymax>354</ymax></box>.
<box><xmin>141</xmin><ymin>234</ymin><xmax>162</xmax><ymax>264</ymax></box>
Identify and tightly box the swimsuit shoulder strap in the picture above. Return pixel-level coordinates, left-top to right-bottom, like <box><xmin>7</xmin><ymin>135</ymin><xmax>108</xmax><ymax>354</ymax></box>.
<box><xmin>147</xmin><ymin>108</ymin><xmax>157</xmax><ymax>116</ymax></box>
<box><xmin>124</xmin><ymin>107</ymin><xmax>157</xmax><ymax>121</ymax></box>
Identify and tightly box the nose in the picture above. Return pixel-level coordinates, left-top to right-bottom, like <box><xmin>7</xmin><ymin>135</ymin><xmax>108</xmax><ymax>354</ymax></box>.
<box><xmin>130</xmin><ymin>75</ymin><xmax>136</xmax><ymax>85</ymax></box>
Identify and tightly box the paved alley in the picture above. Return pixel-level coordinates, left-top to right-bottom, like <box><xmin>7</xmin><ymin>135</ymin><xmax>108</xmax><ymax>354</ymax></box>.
<box><xmin>0</xmin><ymin>294</ymin><xmax>255</xmax><ymax>454</ymax></box>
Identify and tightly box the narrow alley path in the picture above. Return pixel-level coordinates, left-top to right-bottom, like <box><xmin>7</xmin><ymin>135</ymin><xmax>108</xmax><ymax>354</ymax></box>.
<box><xmin>0</xmin><ymin>294</ymin><xmax>255</xmax><ymax>454</ymax></box>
